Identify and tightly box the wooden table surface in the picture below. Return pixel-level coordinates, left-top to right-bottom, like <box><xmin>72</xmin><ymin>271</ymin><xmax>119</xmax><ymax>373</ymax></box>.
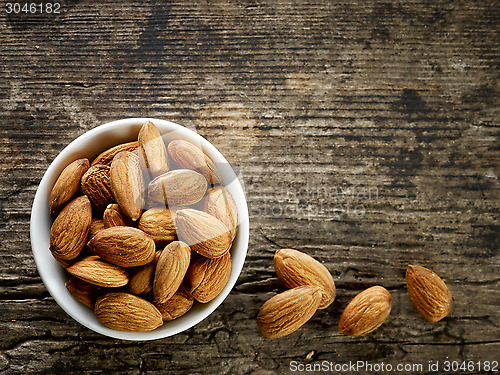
<box><xmin>1</xmin><ymin>0</ymin><xmax>499</xmax><ymax>374</ymax></box>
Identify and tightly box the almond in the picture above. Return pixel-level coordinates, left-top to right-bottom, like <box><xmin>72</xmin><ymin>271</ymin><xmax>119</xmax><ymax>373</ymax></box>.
<box><xmin>87</xmin><ymin>226</ymin><xmax>155</xmax><ymax>267</ymax></box>
<box><xmin>129</xmin><ymin>251</ymin><xmax>162</xmax><ymax>295</ymax></box>
<box><xmin>137</xmin><ymin>121</ymin><xmax>169</xmax><ymax>178</ymax></box>
<box><xmin>274</xmin><ymin>248</ymin><xmax>335</xmax><ymax>309</ymax></box>
<box><xmin>95</xmin><ymin>292</ymin><xmax>163</xmax><ymax>332</ymax></box>
<box><xmin>153</xmin><ymin>241</ymin><xmax>191</xmax><ymax>304</ymax></box>
<box><xmin>185</xmin><ymin>252</ymin><xmax>231</xmax><ymax>303</ymax></box>
<box><xmin>50</xmin><ymin>196</ymin><xmax>92</xmax><ymax>261</ymax></box>
<box><xmin>103</xmin><ymin>203</ymin><xmax>134</xmax><ymax>228</ymax></box>
<box><xmin>338</xmin><ymin>286</ymin><xmax>392</xmax><ymax>336</ymax></box>
<box><xmin>49</xmin><ymin>158</ymin><xmax>89</xmax><ymax>216</ymax></box>
<box><xmin>110</xmin><ymin>151</ymin><xmax>145</xmax><ymax>221</ymax></box>
<box><xmin>89</xmin><ymin>218</ymin><xmax>106</xmax><ymax>240</ymax></box>
<box><xmin>65</xmin><ymin>276</ymin><xmax>104</xmax><ymax>309</ymax></box>
<box><xmin>167</xmin><ymin>205</ymin><xmax>188</xmax><ymax>218</ymax></box>
<box><xmin>203</xmin><ymin>186</ymin><xmax>238</xmax><ymax>240</ymax></box>
<box><xmin>66</xmin><ymin>255</ymin><xmax>130</xmax><ymax>288</ymax></box>
<box><xmin>148</xmin><ymin>169</ymin><xmax>207</xmax><ymax>207</ymax></box>
<box><xmin>52</xmin><ymin>252</ymin><xmax>75</xmax><ymax>268</ymax></box>
<box><xmin>154</xmin><ymin>287</ymin><xmax>194</xmax><ymax>321</ymax></box>
<box><xmin>406</xmin><ymin>265</ymin><xmax>452</xmax><ymax>322</ymax></box>
<box><xmin>167</xmin><ymin>139</ymin><xmax>222</xmax><ymax>185</ymax></box>
<box><xmin>81</xmin><ymin>164</ymin><xmax>114</xmax><ymax>213</ymax></box>
<box><xmin>175</xmin><ymin>209</ymin><xmax>232</xmax><ymax>258</ymax></box>
<box><xmin>257</xmin><ymin>285</ymin><xmax>322</xmax><ymax>338</ymax></box>
<box><xmin>137</xmin><ymin>207</ymin><xmax>177</xmax><ymax>244</ymax></box>
<box><xmin>91</xmin><ymin>141</ymin><xmax>138</xmax><ymax>166</ymax></box>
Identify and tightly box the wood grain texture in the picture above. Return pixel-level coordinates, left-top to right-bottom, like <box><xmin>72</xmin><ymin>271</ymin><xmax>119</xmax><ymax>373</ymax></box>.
<box><xmin>1</xmin><ymin>0</ymin><xmax>499</xmax><ymax>373</ymax></box>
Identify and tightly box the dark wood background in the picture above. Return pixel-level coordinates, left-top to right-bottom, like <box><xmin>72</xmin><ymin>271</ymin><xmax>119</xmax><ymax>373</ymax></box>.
<box><xmin>1</xmin><ymin>0</ymin><xmax>499</xmax><ymax>374</ymax></box>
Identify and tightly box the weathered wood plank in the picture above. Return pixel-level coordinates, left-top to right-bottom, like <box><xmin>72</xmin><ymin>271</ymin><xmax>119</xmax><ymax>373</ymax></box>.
<box><xmin>0</xmin><ymin>0</ymin><xmax>499</xmax><ymax>373</ymax></box>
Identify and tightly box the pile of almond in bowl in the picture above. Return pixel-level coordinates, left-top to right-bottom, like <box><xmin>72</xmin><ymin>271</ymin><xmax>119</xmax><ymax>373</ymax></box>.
<box><xmin>49</xmin><ymin>121</ymin><xmax>238</xmax><ymax>332</ymax></box>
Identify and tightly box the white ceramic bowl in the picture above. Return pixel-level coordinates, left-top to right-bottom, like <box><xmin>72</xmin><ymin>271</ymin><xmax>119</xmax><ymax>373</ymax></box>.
<box><xmin>30</xmin><ymin>118</ymin><xmax>249</xmax><ymax>341</ymax></box>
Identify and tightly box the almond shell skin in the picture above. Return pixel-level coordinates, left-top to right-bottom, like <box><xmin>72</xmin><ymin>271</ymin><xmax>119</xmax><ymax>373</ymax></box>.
<box><xmin>66</xmin><ymin>255</ymin><xmax>130</xmax><ymax>288</ymax></box>
<box><xmin>274</xmin><ymin>248</ymin><xmax>336</xmax><ymax>309</ymax></box>
<box><xmin>138</xmin><ymin>207</ymin><xmax>177</xmax><ymax>244</ymax></box>
<box><xmin>338</xmin><ymin>286</ymin><xmax>392</xmax><ymax>336</ymax></box>
<box><xmin>109</xmin><ymin>151</ymin><xmax>145</xmax><ymax>221</ymax></box>
<box><xmin>174</xmin><ymin>209</ymin><xmax>232</xmax><ymax>258</ymax></box>
<box><xmin>91</xmin><ymin>141</ymin><xmax>138</xmax><ymax>167</ymax></box>
<box><xmin>153</xmin><ymin>241</ymin><xmax>191</xmax><ymax>304</ymax></box>
<box><xmin>154</xmin><ymin>287</ymin><xmax>194</xmax><ymax>321</ymax></box>
<box><xmin>65</xmin><ymin>276</ymin><xmax>104</xmax><ymax>309</ymax></box>
<box><xmin>148</xmin><ymin>169</ymin><xmax>207</xmax><ymax>207</ymax></box>
<box><xmin>95</xmin><ymin>292</ymin><xmax>163</xmax><ymax>332</ymax></box>
<box><xmin>129</xmin><ymin>251</ymin><xmax>162</xmax><ymax>295</ymax></box>
<box><xmin>49</xmin><ymin>158</ymin><xmax>89</xmax><ymax>216</ymax></box>
<box><xmin>81</xmin><ymin>164</ymin><xmax>114</xmax><ymax>213</ymax></box>
<box><xmin>137</xmin><ymin>121</ymin><xmax>169</xmax><ymax>178</ymax></box>
<box><xmin>167</xmin><ymin>139</ymin><xmax>222</xmax><ymax>185</ymax></box>
<box><xmin>406</xmin><ymin>265</ymin><xmax>452</xmax><ymax>322</ymax></box>
<box><xmin>257</xmin><ymin>285</ymin><xmax>322</xmax><ymax>338</ymax></box>
<box><xmin>186</xmin><ymin>252</ymin><xmax>232</xmax><ymax>303</ymax></box>
<box><xmin>87</xmin><ymin>226</ymin><xmax>156</xmax><ymax>267</ymax></box>
<box><xmin>203</xmin><ymin>186</ymin><xmax>238</xmax><ymax>240</ymax></box>
<box><xmin>50</xmin><ymin>196</ymin><xmax>92</xmax><ymax>261</ymax></box>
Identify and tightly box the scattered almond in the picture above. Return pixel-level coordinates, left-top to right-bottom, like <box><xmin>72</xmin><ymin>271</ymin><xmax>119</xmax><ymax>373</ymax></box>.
<box><xmin>257</xmin><ymin>286</ymin><xmax>322</xmax><ymax>338</ymax></box>
<box><xmin>406</xmin><ymin>265</ymin><xmax>452</xmax><ymax>322</ymax></box>
<box><xmin>274</xmin><ymin>248</ymin><xmax>335</xmax><ymax>309</ymax></box>
<box><xmin>338</xmin><ymin>286</ymin><xmax>392</xmax><ymax>336</ymax></box>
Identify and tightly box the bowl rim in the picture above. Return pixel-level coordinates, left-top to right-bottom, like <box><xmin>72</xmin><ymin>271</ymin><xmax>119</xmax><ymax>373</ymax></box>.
<box><xmin>30</xmin><ymin>117</ymin><xmax>249</xmax><ymax>341</ymax></box>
